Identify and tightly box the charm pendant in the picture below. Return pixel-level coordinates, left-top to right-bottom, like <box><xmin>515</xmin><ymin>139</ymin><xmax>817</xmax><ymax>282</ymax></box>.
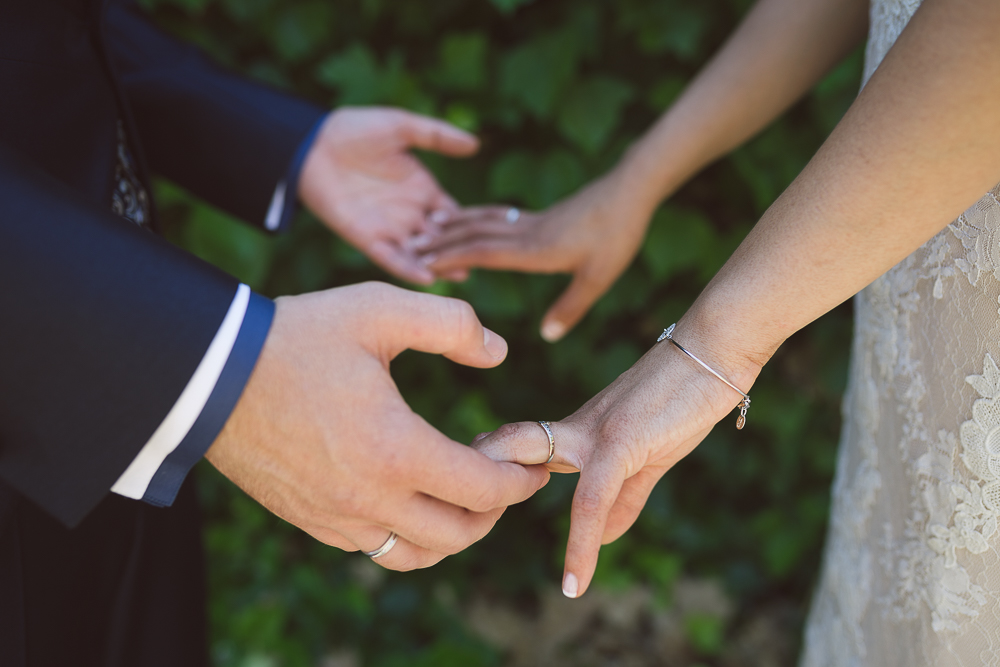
<box><xmin>735</xmin><ymin>398</ymin><xmax>750</xmax><ymax>430</ymax></box>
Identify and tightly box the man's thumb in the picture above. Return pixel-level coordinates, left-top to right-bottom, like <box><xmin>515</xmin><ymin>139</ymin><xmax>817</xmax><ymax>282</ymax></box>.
<box><xmin>370</xmin><ymin>284</ymin><xmax>506</xmax><ymax>367</ymax></box>
<box><xmin>396</xmin><ymin>111</ymin><xmax>480</xmax><ymax>157</ymax></box>
<box><xmin>540</xmin><ymin>274</ymin><xmax>604</xmax><ymax>343</ymax></box>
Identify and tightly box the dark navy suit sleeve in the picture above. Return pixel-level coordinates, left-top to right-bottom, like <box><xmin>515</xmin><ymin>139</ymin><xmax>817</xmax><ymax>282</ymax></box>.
<box><xmin>0</xmin><ymin>144</ymin><xmax>272</xmax><ymax>527</ymax></box>
<box><xmin>104</xmin><ymin>1</ymin><xmax>328</xmax><ymax>231</ymax></box>
<box><xmin>266</xmin><ymin>120</ymin><xmax>324</xmax><ymax>233</ymax></box>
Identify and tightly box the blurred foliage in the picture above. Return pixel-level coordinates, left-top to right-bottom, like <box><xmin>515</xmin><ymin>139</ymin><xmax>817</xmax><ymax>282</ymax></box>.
<box><xmin>142</xmin><ymin>0</ymin><xmax>863</xmax><ymax>664</ymax></box>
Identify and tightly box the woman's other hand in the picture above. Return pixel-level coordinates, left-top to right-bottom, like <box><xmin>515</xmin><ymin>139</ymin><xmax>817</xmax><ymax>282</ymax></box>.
<box><xmin>416</xmin><ymin>169</ymin><xmax>657</xmax><ymax>342</ymax></box>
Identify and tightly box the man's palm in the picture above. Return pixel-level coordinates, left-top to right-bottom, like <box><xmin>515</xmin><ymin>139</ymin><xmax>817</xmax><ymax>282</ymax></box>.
<box><xmin>299</xmin><ymin>107</ymin><xmax>479</xmax><ymax>284</ymax></box>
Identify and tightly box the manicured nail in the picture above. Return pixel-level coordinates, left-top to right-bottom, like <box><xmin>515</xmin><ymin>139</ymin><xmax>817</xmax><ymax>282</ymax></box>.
<box><xmin>429</xmin><ymin>209</ymin><xmax>450</xmax><ymax>225</ymax></box>
<box><xmin>483</xmin><ymin>328</ymin><xmax>507</xmax><ymax>360</ymax></box>
<box><xmin>420</xmin><ymin>253</ymin><xmax>437</xmax><ymax>266</ymax></box>
<box><xmin>562</xmin><ymin>572</ymin><xmax>579</xmax><ymax>598</ymax></box>
<box><xmin>540</xmin><ymin>321</ymin><xmax>566</xmax><ymax>342</ymax></box>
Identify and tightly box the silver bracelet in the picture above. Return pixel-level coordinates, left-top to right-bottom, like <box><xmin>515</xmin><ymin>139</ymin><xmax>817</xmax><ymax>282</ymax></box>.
<box><xmin>657</xmin><ymin>323</ymin><xmax>751</xmax><ymax>430</ymax></box>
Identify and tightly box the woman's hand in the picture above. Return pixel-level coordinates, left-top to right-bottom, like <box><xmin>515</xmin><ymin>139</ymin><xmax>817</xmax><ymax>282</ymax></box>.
<box><xmin>471</xmin><ymin>320</ymin><xmax>765</xmax><ymax>597</ymax></box>
<box><xmin>417</xmin><ymin>169</ymin><xmax>658</xmax><ymax>341</ymax></box>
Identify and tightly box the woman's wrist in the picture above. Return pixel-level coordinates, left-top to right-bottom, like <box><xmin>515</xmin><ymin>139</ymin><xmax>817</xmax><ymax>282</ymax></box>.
<box><xmin>610</xmin><ymin>139</ymin><xmax>686</xmax><ymax>214</ymax></box>
<box><xmin>670</xmin><ymin>298</ymin><xmax>779</xmax><ymax>396</ymax></box>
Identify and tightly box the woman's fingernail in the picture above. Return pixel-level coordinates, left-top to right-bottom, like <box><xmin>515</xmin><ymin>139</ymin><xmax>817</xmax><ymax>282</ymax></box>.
<box><xmin>562</xmin><ymin>572</ymin><xmax>579</xmax><ymax>598</ymax></box>
<box><xmin>541</xmin><ymin>321</ymin><xmax>566</xmax><ymax>342</ymax></box>
<box><xmin>411</xmin><ymin>233</ymin><xmax>434</xmax><ymax>249</ymax></box>
<box><xmin>429</xmin><ymin>209</ymin><xmax>450</xmax><ymax>225</ymax></box>
<box><xmin>483</xmin><ymin>328</ymin><xmax>508</xmax><ymax>360</ymax></box>
<box><xmin>420</xmin><ymin>253</ymin><xmax>437</xmax><ymax>266</ymax></box>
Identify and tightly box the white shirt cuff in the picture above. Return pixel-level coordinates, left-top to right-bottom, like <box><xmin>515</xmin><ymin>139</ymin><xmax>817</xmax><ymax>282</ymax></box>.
<box><xmin>111</xmin><ymin>284</ymin><xmax>251</xmax><ymax>499</ymax></box>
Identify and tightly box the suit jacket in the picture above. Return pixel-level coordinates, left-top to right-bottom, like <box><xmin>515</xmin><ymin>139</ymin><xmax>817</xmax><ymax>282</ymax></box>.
<box><xmin>0</xmin><ymin>1</ymin><xmax>326</xmax><ymax>663</ymax></box>
<box><xmin>0</xmin><ymin>0</ymin><xmax>325</xmax><ymax>525</ymax></box>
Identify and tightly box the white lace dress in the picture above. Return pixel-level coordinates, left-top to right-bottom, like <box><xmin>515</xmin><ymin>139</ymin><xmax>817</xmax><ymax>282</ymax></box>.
<box><xmin>800</xmin><ymin>1</ymin><xmax>1000</xmax><ymax>665</ymax></box>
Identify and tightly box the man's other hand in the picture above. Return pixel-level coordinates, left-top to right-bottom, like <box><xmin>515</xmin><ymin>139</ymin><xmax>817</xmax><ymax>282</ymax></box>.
<box><xmin>206</xmin><ymin>282</ymin><xmax>548</xmax><ymax>570</ymax></box>
<box><xmin>299</xmin><ymin>108</ymin><xmax>479</xmax><ymax>285</ymax></box>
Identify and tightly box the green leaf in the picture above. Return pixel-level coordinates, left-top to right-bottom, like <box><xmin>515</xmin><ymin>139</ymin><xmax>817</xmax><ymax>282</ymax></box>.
<box><xmin>464</xmin><ymin>272</ymin><xmax>525</xmax><ymax>319</ymax></box>
<box><xmin>379</xmin><ymin>51</ymin><xmax>435</xmax><ymax>113</ymax></box>
<box><xmin>413</xmin><ymin>639</ymin><xmax>499</xmax><ymax>667</ymax></box>
<box><xmin>634</xmin><ymin>549</ymin><xmax>683</xmax><ymax>591</ymax></box>
<box><xmin>487</xmin><ymin>149</ymin><xmax>584</xmax><ymax>210</ymax></box>
<box><xmin>730</xmin><ymin>121</ymin><xmax>811</xmax><ymax>213</ymax></box>
<box><xmin>499</xmin><ymin>29</ymin><xmax>583</xmax><ymax>119</ymax></box>
<box><xmin>647</xmin><ymin>75</ymin><xmax>687</xmax><ymax>111</ymax></box>
<box><xmin>182</xmin><ymin>204</ymin><xmax>274</xmax><ymax>290</ymax></box>
<box><xmin>488</xmin><ymin>0</ymin><xmax>536</xmax><ymax>14</ymax></box>
<box><xmin>246</xmin><ymin>60</ymin><xmax>292</xmax><ymax>90</ymax></box>
<box><xmin>684</xmin><ymin>613</ymin><xmax>725</xmax><ymax>655</ymax></box>
<box><xmin>444</xmin><ymin>103</ymin><xmax>479</xmax><ymax>132</ymax></box>
<box><xmin>534</xmin><ymin>149</ymin><xmax>585</xmax><ymax>207</ymax></box>
<box><xmin>556</xmin><ymin>76</ymin><xmax>634</xmax><ymax>154</ymax></box>
<box><xmin>445</xmin><ymin>391</ymin><xmax>500</xmax><ymax>442</ymax></box>
<box><xmin>811</xmin><ymin>47</ymin><xmax>864</xmax><ymax>132</ymax></box>
<box><xmin>641</xmin><ymin>206</ymin><xmax>716</xmax><ymax>280</ymax></box>
<box><xmin>316</xmin><ymin>44</ymin><xmax>382</xmax><ymax>104</ymax></box>
<box><xmin>431</xmin><ymin>33</ymin><xmax>488</xmax><ymax>92</ymax></box>
<box><xmin>487</xmin><ymin>151</ymin><xmax>535</xmax><ymax>203</ymax></box>
<box><xmin>268</xmin><ymin>1</ymin><xmax>334</xmax><ymax>63</ymax></box>
<box><xmin>636</xmin><ymin>4</ymin><xmax>710</xmax><ymax>61</ymax></box>
<box><xmin>221</xmin><ymin>0</ymin><xmax>274</xmax><ymax>22</ymax></box>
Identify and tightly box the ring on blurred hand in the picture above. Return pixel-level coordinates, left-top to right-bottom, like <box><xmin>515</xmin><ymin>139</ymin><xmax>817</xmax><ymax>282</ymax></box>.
<box><xmin>363</xmin><ymin>532</ymin><xmax>398</xmax><ymax>559</ymax></box>
<box><xmin>537</xmin><ymin>420</ymin><xmax>555</xmax><ymax>464</ymax></box>
<box><xmin>505</xmin><ymin>207</ymin><xmax>521</xmax><ymax>224</ymax></box>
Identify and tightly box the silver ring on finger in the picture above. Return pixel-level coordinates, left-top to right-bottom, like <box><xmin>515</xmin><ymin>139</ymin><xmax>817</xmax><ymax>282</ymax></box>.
<box><xmin>363</xmin><ymin>532</ymin><xmax>398</xmax><ymax>559</ymax></box>
<box><xmin>505</xmin><ymin>207</ymin><xmax>521</xmax><ymax>225</ymax></box>
<box><xmin>537</xmin><ymin>420</ymin><xmax>555</xmax><ymax>464</ymax></box>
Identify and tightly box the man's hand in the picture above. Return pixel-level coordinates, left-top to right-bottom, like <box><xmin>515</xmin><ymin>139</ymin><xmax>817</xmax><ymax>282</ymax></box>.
<box><xmin>299</xmin><ymin>108</ymin><xmax>479</xmax><ymax>286</ymax></box>
<box><xmin>207</xmin><ymin>282</ymin><xmax>548</xmax><ymax>570</ymax></box>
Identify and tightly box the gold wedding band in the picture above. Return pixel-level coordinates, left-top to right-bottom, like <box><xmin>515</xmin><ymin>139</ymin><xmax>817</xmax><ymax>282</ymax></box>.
<box><xmin>363</xmin><ymin>532</ymin><xmax>398</xmax><ymax>559</ymax></box>
<box><xmin>537</xmin><ymin>421</ymin><xmax>555</xmax><ymax>464</ymax></box>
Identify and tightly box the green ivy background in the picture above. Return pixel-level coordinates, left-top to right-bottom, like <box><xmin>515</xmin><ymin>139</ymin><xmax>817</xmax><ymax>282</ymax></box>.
<box><xmin>140</xmin><ymin>0</ymin><xmax>862</xmax><ymax>664</ymax></box>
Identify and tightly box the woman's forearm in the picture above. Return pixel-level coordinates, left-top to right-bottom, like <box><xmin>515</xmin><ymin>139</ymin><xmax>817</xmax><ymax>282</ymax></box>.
<box><xmin>618</xmin><ymin>0</ymin><xmax>869</xmax><ymax>209</ymax></box>
<box><xmin>682</xmin><ymin>0</ymin><xmax>1000</xmax><ymax>373</ymax></box>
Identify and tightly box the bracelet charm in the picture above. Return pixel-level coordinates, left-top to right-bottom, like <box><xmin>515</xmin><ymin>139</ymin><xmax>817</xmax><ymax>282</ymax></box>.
<box><xmin>658</xmin><ymin>324</ymin><xmax>751</xmax><ymax>430</ymax></box>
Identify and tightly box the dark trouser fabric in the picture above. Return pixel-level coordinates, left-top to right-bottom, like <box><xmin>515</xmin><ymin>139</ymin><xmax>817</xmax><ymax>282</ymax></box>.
<box><xmin>0</xmin><ymin>478</ymin><xmax>208</xmax><ymax>667</ymax></box>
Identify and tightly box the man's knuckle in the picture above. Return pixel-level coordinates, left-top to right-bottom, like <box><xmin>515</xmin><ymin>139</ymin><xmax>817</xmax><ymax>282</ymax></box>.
<box><xmin>378</xmin><ymin>446</ymin><xmax>408</xmax><ymax>481</ymax></box>
<box><xmin>441</xmin><ymin>533</ymin><xmax>470</xmax><ymax>556</ymax></box>
<box><xmin>470</xmin><ymin>485</ymin><xmax>502</xmax><ymax>512</ymax></box>
<box><xmin>440</xmin><ymin>297</ymin><xmax>477</xmax><ymax>348</ymax></box>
